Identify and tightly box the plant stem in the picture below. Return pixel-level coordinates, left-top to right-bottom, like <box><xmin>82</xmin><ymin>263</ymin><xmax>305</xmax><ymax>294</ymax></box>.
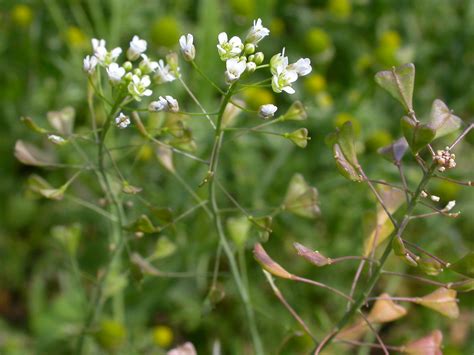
<box><xmin>75</xmin><ymin>98</ymin><xmax>127</xmax><ymax>355</ymax></box>
<box><xmin>316</xmin><ymin>163</ymin><xmax>436</xmax><ymax>352</ymax></box>
<box><xmin>207</xmin><ymin>85</ymin><xmax>264</xmax><ymax>354</ymax></box>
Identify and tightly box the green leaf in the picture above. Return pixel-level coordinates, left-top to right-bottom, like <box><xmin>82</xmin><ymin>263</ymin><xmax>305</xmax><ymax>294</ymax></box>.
<box><xmin>428</xmin><ymin>99</ymin><xmax>462</xmax><ymax>138</ymax></box>
<box><xmin>337</xmin><ymin>121</ymin><xmax>359</xmax><ymax>166</ymax></box>
<box><xmin>401</xmin><ymin>116</ymin><xmax>435</xmax><ymax>154</ymax></box>
<box><xmin>378</xmin><ymin>137</ymin><xmax>408</xmax><ymax>163</ymax></box>
<box><xmin>375</xmin><ymin>63</ymin><xmax>415</xmax><ymax>111</ymax></box>
<box><xmin>47</xmin><ymin>106</ymin><xmax>75</xmax><ymax>136</ymax></box>
<box><xmin>227</xmin><ymin>216</ymin><xmax>251</xmax><ymax>248</ymax></box>
<box><xmin>283</xmin><ymin>174</ymin><xmax>320</xmax><ymax>218</ymax></box>
<box><xmin>333</xmin><ymin>144</ymin><xmax>362</xmax><ymax>182</ymax></box>
<box><xmin>128</xmin><ymin>215</ymin><xmax>158</xmax><ymax>234</ymax></box>
<box><xmin>286</xmin><ymin>128</ymin><xmax>310</xmax><ymax>148</ymax></box>
<box><xmin>449</xmin><ymin>252</ymin><xmax>474</xmax><ymax>278</ymax></box>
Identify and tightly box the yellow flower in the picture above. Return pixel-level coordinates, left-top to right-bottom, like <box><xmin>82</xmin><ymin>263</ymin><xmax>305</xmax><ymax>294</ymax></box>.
<box><xmin>11</xmin><ymin>4</ymin><xmax>33</xmax><ymax>27</ymax></box>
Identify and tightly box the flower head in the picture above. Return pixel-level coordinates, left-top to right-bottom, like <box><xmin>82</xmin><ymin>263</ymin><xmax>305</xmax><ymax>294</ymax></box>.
<box><xmin>288</xmin><ymin>58</ymin><xmax>312</xmax><ymax>76</ymax></box>
<box><xmin>149</xmin><ymin>96</ymin><xmax>179</xmax><ymax>112</ymax></box>
<box><xmin>154</xmin><ymin>59</ymin><xmax>177</xmax><ymax>84</ymax></box>
<box><xmin>128</xmin><ymin>75</ymin><xmax>152</xmax><ymax>101</ymax></box>
<box><xmin>115</xmin><ymin>112</ymin><xmax>130</xmax><ymax>129</ymax></box>
<box><xmin>83</xmin><ymin>55</ymin><xmax>98</xmax><ymax>74</ymax></box>
<box><xmin>139</xmin><ymin>54</ymin><xmax>159</xmax><ymax>74</ymax></box>
<box><xmin>47</xmin><ymin>134</ymin><xmax>66</xmax><ymax>145</ymax></box>
<box><xmin>270</xmin><ymin>48</ymin><xmax>289</xmax><ymax>75</ymax></box>
<box><xmin>92</xmin><ymin>38</ymin><xmax>122</xmax><ymax>65</ymax></box>
<box><xmin>217</xmin><ymin>32</ymin><xmax>244</xmax><ymax>61</ymax></box>
<box><xmin>259</xmin><ymin>104</ymin><xmax>278</xmax><ymax>119</ymax></box>
<box><xmin>106</xmin><ymin>63</ymin><xmax>125</xmax><ymax>84</ymax></box>
<box><xmin>272</xmin><ymin>69</ymin><xmax>298</xmax><ymax>94</ymax></box>
<box><xmin>246</xmin><ymin>18</ymin><xmax>270</xmax><ymax>45</ymax></box>
<box><xmin>127</xmin><ymin>35</ymin><xmax>147</xmax><ymax>61</ymax></box>
<box><xmin>179</xmin><ymin>34</ymin><xmax>196</xmax><ymax>61</ymax></box>
<box><xmin>225</xmin><ymin>57</ymin><xmax>247</xmax><ymax>84</ymax></box>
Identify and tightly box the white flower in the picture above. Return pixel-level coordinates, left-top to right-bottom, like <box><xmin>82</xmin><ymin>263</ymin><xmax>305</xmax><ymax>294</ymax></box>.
<box><xmin>92</xmin><ymin>38</ymin><xmax>122</xmax><ymax>65</ymax></box>
<box><xmin>83</xmin><ymin>55</ymin><xmax>98</xmax><ymax>74</ymax></box>
<box><xmin>288</xmin><ymin>58</ymin><xmax>312</xmax><ymax>76</ymax></box>
<box><xmin>149</xmin><ymin>96</ymin><xmax>179</xmax><ymax>112</ymax></box>
<box><xmin>179</xmin><ymin>34</ymin><xmax>196</xmax><ymax>61</ymax></box>
<box><xmin>430</xmin><ymin>195</ymin><xmax>440</xmax><ymax>202</ymax></box>
<box><xmin>246</xmin><ymin>18</ymin><xmax>270</xmax><ymax>45</ymax></box>
<box><xmin>106</xmin><ymin>63</ymin><xmax>126</xmax><ymax>84</ymax></box>
<box><xmin>272</xmin><ymin>69</ymin><xmax>298</xmax><ymax>94</ymax></box>
<box><xmin>47</xmin><ymin>134</ymin><xmax>66</xmax><ymax>145</ymax></box>
<box><xmin>259</xmin><ymin>104</ymin><xmax>278</xmax><ymax>119</ymax></box>
<box><xmin>443</xmin><ymin>200</ymin><xmax>456</xmax><ymax>212</ymax></box>
<box><xmin>270</xmin><ymin>49</ymin><xmax>312</xmax><ymax>94</ymax></box>
<box><xmin>115</xmin><ymin>112</ymin><xmax>130</xmax><ymax>129</ymax></box>
<box><xmin>154</xmin><ymin>59</ymin><xmax>177</xmax><ymax>84</ymax></box>
<box><xmin>128</xmin><ymin>75</ymin><xmax>152</xmax><ymax>101</ymax></box>
<box><xmin>217</xmin><ymin>32</ymin><xmax>243</xmax><ymax>61</ymax></box>
<box><xmin>270</xmin><ymin>48</ymin><xmax>289</xmax><ymax>75</ymax></box>
<box><xmin>246</xmin><ymin>61</ymin><xmax>257</xmax><ymax>72</ymax></box>
<box><xmin>139</xmin><ymin>54</ymin><xmax>159</xmax><ymax>74</ymax></box>
<box><xmin>127</xmin><ymin>35</ymin><xmax>147</xmax><ymax>61</ymax></box>
<box><xmin>225</xmin><ymin>58</ymin><xmax>247</xmax><ymax>84</ymax></box>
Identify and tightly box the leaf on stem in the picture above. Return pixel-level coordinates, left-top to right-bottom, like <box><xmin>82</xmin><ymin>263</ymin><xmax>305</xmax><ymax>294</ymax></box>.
<box><xmin>282</xmin><ymin>174</ymin><xmax>320</xmax><ymax>219</ymax></box>
<box><xmin>14</xmin><ymin>140</ymin><xmax>56</xmax><ymax>166</ymax></box>
<box><xmin>378</xmin><ymin>137</ymin><xmax>409</xmax><ymax>163</ymax></box>
<box><xmin>155</xmin><ymin>146</ymin><xmax>175</xmax><ymax>173</ymax></box>
<box><xmin>375</xmin><ymin>63</ymin><xmax>415</xmax><ymax>111</ymax></box>
<box><xmin>227</xmin><ymin>215</ymin><xmax>251</xmax><ymax>249</ymax></box>
<box><xmin>403</xmin><ymin>330</ymin><xmax>443</xmax><ymax>355</ymax></box>
<box><xmin>367</xmin><ymin>293</ymin><xmax>407</xmax><ymax>323</ymax></box>
<box><xmin>401</xmin><ymin>116</ymin><xmax>436</xmax><ymax>154</ymax></box>
<box><xmin>415</xmin><ymin>288</ymin><xmax>459</xmax><ymax>319</ymax></box>
<box><xmin>47</xmin><ymin>106</ymin><xmax>75</xmax><ymax>135</ymax></box>
<box><xmin>428</xmin><ymin>99</ymin><xmax>462</xmax><ymax>139</ymax></box>
<box><xmin>293</xmin><ymin>242</ymin><xmax>331</xmax><ymax>266</ymax></box>
<box><xmin>253</xmin><ymin>243</ymin><xmax>293</xmax><ymax>279</ymax></box>
<box><xmin>27</xmin><ymin>174</ymin><xmax>65</xmax><ymax>200</ymax></box>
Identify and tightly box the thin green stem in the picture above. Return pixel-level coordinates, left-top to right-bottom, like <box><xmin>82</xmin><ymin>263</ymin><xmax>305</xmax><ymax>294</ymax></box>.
<box><xmin>207</xmin><ymin>84</ymin><xmax>264</xmax><ymax>354</ymax></box>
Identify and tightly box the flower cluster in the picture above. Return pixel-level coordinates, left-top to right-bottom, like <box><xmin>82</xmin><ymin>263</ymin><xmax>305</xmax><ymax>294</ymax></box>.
<box><xmin>214</xmin><ymin>18</ymin><xmax>311</xmax><ymax>94</ymax></box>
<box><xmin>270</xmin><ymin>49</ymin><xmax>312</xmax><ymax>94</ymax></box>
<box><xmin>82</xmin><ymin>36</ymin><xmax>180</xmax><ymax>105</ymax></box>
<box><xmin>433</xmin><ymin>147</ymin><xmax>456</xmax><ymax>172</ymax></box>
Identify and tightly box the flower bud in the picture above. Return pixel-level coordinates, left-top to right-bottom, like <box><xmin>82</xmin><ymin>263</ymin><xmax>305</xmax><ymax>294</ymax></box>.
<box><xmin>179</xmin><ymin>34</ymin><xmax>195</xmax><ymax>61</ymax></box>
<box><xmin>258</xmin><ymin>104</ymin><xmax>277</xmax><ymax>119</ymax></box>
<box><xmin>248</xmin><ymin>54</ymin><xmax>255</xmax><ymax>62</ymax></box>
<box><xmin>123</xmin><ymin>61</ymin><xmax>133</xmax><ymax>71</ymax></box>
<box><xmin>254</xmin><ymin>52</ymin><xmax>264</xmax><ymax>65</ymax></box>
<box><xmin>133</xmin><ymin>68</ymin><xmax>142</xmax><ymax>76</ymax></box>
<box><xmin>244</xmin><ymin>43</ymin><xmax>256</xmax><ymax>55</ymax></box>
<box><xmin>246</xmin><ymin>61</ymin><xmax>257</xmax><ymax>73</ymax></box>
<box><xmin>124</xmin><ymin>72</ymin><xmax>133</xmax><ymax>81</ymax></box>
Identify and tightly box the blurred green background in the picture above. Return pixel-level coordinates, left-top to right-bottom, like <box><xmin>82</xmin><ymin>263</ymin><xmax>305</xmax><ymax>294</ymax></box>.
<box><xmin>1</xmin><ymin>0</ymin><xmax>473</xmax><ymax>354</ymax></box>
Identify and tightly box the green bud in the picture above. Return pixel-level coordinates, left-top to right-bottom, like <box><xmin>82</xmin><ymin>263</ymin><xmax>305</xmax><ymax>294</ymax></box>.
<box><xmin>244</xmin><ymin>43</ymin><xmax>255</xmax><ymax>55</ymax></box>
<box><xmin>124</xmin><ymin>72</ymin><xmax>133</xmax><ymax>81</ymax></box>
<box><xmin>133</xmin><ymin>68</ymin><xmax>142</xmax><ymax>76</ymax></box>
<box><xmin>254</xmin><ymin>52</ymin><xmax>264</xmax><ymax>65</ymax></box>
<box><xmin>248</xmin><ymin>54</ymin><xmax>255</xmax><ymax>62</ymax></box>
<box><xmin>166</xmin><ymin>52</ymin><xmax>180</xmax><ymax>75</ymax></box>
<box><xmin>123</xmin><ymin>61</ymin><xmax>133</xmax><ymax>71</ymax></box>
